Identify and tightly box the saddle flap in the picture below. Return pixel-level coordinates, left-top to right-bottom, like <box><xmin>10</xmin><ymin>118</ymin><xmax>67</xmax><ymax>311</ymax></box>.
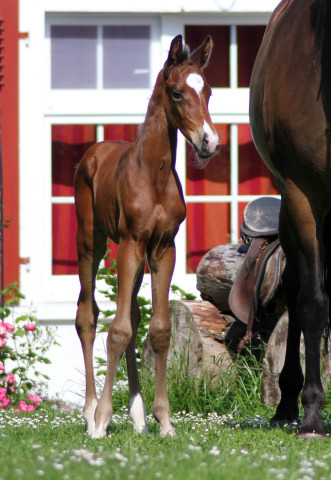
<box><xmin>257</xmin><ymin>243</ymin><xmax>285</xmax><ymax>310</ymax></box>
<box><xmin>229</xmin><ymin>237</ymin><xmax>265</xmax><ymax>325</ymax></box>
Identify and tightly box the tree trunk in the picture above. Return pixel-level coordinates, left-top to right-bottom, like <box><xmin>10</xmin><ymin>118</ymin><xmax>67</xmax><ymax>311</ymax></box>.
<box><xmin>142</xmin><ymin>300</ymin><xmax>233</xmax><ymax>379</ymax></box>
<box><xmin>196</xmin><ymin>243</ymin><xmax>248</xmax><ymax>311</ymax></box>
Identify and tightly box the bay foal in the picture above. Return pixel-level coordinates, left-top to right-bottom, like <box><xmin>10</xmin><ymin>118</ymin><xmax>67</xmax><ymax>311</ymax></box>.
<box><xmin>74</xmin><ymin>35</ymin><xmax>219</xmax><ymax>438</ymax></box>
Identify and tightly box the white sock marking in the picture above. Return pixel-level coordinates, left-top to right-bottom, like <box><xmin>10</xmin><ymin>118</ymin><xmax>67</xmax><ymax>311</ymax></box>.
<box><xmin>186</xmin><ymin>73</ymin><xmax>204</xmax><ymax>95</ymax></box>
<box><xmin>129</xmin><ymin>393</ymin><xmax>148</xmax><ymax>434</ymax></box>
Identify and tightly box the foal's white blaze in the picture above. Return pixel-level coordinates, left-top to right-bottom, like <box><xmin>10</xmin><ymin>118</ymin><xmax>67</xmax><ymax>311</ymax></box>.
<box><xmin>129</xmin><ymin>393</ymin><xmax>148</xmax><ymax>434</ymax></box>
<box><xmin>186</xmin><ymin>73</ymin><xmax>204</xmax><ymax>95</ymax></box>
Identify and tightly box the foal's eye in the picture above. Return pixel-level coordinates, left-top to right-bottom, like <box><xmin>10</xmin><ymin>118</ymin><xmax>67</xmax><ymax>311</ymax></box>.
<box><xmin>171</xmin><ymin>91</ymin><xmax>183</xmax><ymax>101</ymax></box>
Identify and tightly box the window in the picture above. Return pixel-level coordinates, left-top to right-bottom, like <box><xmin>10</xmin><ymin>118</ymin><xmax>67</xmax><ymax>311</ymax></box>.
<box><xmin>51</xmin><ymin>24</ymin><xmax>152</xmax><ymax>89</ymax></box>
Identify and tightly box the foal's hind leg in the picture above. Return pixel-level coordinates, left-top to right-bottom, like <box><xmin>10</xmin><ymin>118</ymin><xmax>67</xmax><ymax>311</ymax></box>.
<box><xmin>75</xmin><ymin>179</ymin><xmax>107</xmax><ymax>435</ymax></box>
<box><xmin>148</xmin><ymin>243</ymin><xmax>176</xmax><ymax>436</ymax></box>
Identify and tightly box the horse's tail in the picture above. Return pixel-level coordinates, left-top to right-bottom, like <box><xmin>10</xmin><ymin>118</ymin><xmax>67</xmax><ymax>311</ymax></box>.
<box><xmin>323</xmin><ymin>210</ymin><xmax>331</xmax><ymax>352</ymax></box>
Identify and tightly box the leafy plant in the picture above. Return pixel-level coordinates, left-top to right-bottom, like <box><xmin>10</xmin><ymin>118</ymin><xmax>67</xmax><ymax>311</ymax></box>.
<box><xmin>0</xmin><ymin>283</ymin><xmax>58</xmax><ymax>410</ymax></box>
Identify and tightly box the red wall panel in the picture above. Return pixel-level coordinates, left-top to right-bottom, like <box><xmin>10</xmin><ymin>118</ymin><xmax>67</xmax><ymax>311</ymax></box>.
<box><xmin>0</xmin><ymin>0</ymin><xmax>20</xmax><ymax>286</ymax></box>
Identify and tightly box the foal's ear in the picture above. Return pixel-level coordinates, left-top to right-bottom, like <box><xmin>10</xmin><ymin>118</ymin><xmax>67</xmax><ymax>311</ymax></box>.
<box><xmin>164</xmin><ymin>35</ymin><xmax>184</xmax><ymax>78</ymax></box>
<box><xmin>190</xmin><ymin>35</ymin><xmax>213</xmax><ymax>70</ymax></box>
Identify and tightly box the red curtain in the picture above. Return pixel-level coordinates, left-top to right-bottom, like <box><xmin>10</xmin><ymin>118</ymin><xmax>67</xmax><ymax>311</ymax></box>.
<box><xmin>186</xmin><ymin>125</ymin><xmax>230</xmax><ymax>273</ymax></box>
<box><xmin>52</xmin><ymin>204</ymin><xmax>78</xmax><ymax>275</ymax></box>
<box><xmin>185</xmin><ymin>26</ymin><xmax>230</xmax><ymax>88</ymax></box>
<box><xmin>186</xmin><ymin>124</ymin><xmax>230</xmax><ymax>195</ymax></box>
<box><xmin>52</xmin><ymin>124</ymin><xmax>96</xmax><ymax>197</ymax></box>
<box><xmin>52</xmin><ymin>125</ymin><xmax>96</xmax><ymax>275</ymax></box>
<box><xmin>238</xmin><ymin>124</ymin><xmax>279</xmax><ymax>195</ymax></box>
<box><xmin>237</xmin><ymin>26</ymin><xmax>265</xmax><ymax>87</ymax></box>
<box><xmin>186</xmin><ymin>202</ymin><xmax>230</xmax><ymax>273</ymax></box>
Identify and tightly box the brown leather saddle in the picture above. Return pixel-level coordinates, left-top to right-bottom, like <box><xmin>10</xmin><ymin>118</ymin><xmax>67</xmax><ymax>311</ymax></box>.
<box><xmin>229</xmin><ymin>197</ymin><xmax>285</xmax><ymax>353</ymax></box>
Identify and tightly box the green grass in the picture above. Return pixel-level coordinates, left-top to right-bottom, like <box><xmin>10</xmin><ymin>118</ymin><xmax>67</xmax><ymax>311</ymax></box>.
<box><xmin>1</xmin><ymin>352</ymin><xmax>331</xmax><ymax>480</ymax></box>
<box><xmin>0</xmin><ymin>406</ymin><xmax>331</xmax><ymax>480</ymax></box>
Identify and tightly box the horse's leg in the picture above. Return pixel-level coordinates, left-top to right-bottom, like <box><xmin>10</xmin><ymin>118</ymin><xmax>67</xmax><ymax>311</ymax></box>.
<box><xmin>276</xmin><ymin>184</ymin><xmax>327</xmax><ymax>436</ymax></box>
<box><xmin>271</xmin><ymin>201</ymin><xmax>304</xmax><ymax>425</ymax></box>
<box><xmin>93</xmin><ymin>239</ymin><xmax>145</xmax><ymax>438</ymax></box>
<box><xmin>75</xmin><ymin>187</ymin><xmax>107</xmax><ymax>435</ymax></box>
<box><xmin>126</xmin><ymin>265</ymin><xmax>149</xmax><ymax>433</ymax></box>
<box><xmin>148</xmin><ymin>243</ymin><xmax>176</xmax><ymax>437</ymax></box>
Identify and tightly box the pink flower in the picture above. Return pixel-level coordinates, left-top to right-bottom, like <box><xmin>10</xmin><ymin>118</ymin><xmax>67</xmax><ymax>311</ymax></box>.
<box><xmin>0</xmin><ymin>397</ymin><xmax>10</xmax><ymax>410</ymax></box>
<box><xmin>28</xmin><ymin>394</ymin><xmax>41</xmax><ymax>407</ymax></box>
<box><xmin>0</xmin><ymin>387</ymin><xmax>7</xmax><ymax>401</ymax></box>
<box><xmin>0</xmin><ymin>324</ymin><xmax>6</xmax><ymax>336</ymax></box>
<box><xmin>0</xmin><ymin>362</ymin><xmax>4</xmax><ymax>373</ymax></box>
<box><xmin>0</xmin><ymin>337</ymin><xmax>5</xmax><ymax>348</ymax></box>
<box><xmin>18</xmin><ymin>400</ymin><xmax>35</xmax><ymax>412</ymax></box>
<box><xmin>2</xmin><ymin>322</ymin><xmax>14</xmax><ymax>332</ymax></box>
<box><xmin>24</xmin><ymin>323</ymin><xmax>35</xmax><ymax>332</ymax></box>
<box><xmin>4</xmin><ymin>373</ymin><xmax>15</xmax><ymax>385</ymax></box>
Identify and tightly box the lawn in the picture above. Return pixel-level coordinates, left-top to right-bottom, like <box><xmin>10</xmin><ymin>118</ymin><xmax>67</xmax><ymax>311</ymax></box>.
<box><xmin>0</xmin><ymin>400</ymin><xmax>331</xmax><ymax>480</ymax></box>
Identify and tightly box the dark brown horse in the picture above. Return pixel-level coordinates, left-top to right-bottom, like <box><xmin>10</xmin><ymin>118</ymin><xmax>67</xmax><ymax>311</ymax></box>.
<box><xmin>250</xmin><ymin>0</ymin><xmax>331</xmax><ymax>437</ymax></box>
<box><xmin>74</xmin><ymin>35</ymin><xmax>219</xmax><ymax>438</ymax></box>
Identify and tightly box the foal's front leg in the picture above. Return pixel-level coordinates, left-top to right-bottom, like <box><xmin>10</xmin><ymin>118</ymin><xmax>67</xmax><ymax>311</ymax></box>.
<box><xmin>93</xmin><ymin>239</ymin><xmax>145</xmax><ymax>438</ymax></box>
<box><xmin>148</xmin><ymin>244</ymin><xmax>176</xmax><ymax>436</ymax></box>
<box><xmin>126</xmin><ymin>271</ymin><xmax>149</xmax><ymax>434</ymax></box>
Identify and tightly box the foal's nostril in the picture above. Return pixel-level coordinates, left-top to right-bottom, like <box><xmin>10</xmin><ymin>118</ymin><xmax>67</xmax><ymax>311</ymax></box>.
<box><xmin>202</xmin><ymin>134</ymin><xmax>209</xmax><ymax>149</ymax></box>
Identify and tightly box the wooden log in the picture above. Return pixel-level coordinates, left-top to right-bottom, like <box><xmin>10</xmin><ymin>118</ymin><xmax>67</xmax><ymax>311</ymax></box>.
<box><xmin>196</xmin><ymin>243</ymin><xmax>248</xmax><ymax>311</ymax></box>
<box><xmin>262</xmin><ymin>312</ymin><xmax>331</xmax><ymax>405</ymax></box>
<box><xmin>141</xmin><ymin>300</ymin><xmax>233</xmax><ymax>379</ymax></box>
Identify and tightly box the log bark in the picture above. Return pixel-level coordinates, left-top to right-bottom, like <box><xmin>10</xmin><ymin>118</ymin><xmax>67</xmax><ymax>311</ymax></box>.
<box><xmin>196</xmin><ymin>243</ymin><xmax>248</xmax><ymax>311</ymax></box>
<box><xmin>262</xmin><ymin>312</ymin><xmax>331</xmax><ymax>405</ymax></box>
<box><xmin>142</xmin><ymin>300</ymin><xmax>233</xmax><ymax>378</ymax></box>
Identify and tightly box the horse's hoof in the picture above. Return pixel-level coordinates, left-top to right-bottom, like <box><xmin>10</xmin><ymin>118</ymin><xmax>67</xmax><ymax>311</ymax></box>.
<box><xmin>296</xmin><ymin>432</ymin><xmax>327</xmax><ymax>440</ymax></box>
<box><xmin>270</xmin><ymin>418</ymin><xmax>299</xmax><ymax>429</ymax></box>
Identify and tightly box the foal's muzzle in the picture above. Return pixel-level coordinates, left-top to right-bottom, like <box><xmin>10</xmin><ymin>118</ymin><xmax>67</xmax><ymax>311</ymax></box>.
<box><xmin>194</xmin><ymin>132</ymin><xmax>220</xmax><ymax>159</ymax></box>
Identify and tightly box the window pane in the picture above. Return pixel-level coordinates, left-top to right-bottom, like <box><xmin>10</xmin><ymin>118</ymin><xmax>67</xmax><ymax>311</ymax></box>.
<box><xmin>103</xmin><ymin>124</ymin><xmax>139</xmax><ymax>142</ymax></box>
<box><xmin>52</xmin><ymin>124</ymin><xmax>96</xmax><ymax>197</ymax></box>
<box><xmin>52</xmin><ymin>204</ymin><xmax>77</xmax><ymax>275</ymax></box>
<box><xmin>185</xmin><ymin>26</ymin><xmax>230</xmax><ymax>88</ymax></box>
<box><xmin>186</xmin><ymin>202</ymin><xmax>230</xmax><ymax>273</ymax></box>
<box><xmin>238</xmin><ymin>124</ymin><xmax>279</xmax><ymax>195</ymax></box>
<box><xmin>103</xmin><ymin>26</ymin><xmax>150</xmax><ymax>88</ymax></box>
<box><xmin>51</xmin><ymin>26</ymin><xmax>97</xmax><ymax>89</ymax></box>
<box><xmin>186</xmin><ymin>124</ymin><xmax>230</xmax><ymax>195</ymax></box>
<box><xmin>237</xmin><ymin>26</ymin><xmax>265</xmax><ymax>88</ymax></box>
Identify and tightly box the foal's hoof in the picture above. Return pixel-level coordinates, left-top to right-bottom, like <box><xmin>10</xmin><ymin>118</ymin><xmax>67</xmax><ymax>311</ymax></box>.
<box><xmin>90</xmin><ymin>427</ymin><xmax>108</xmax><ymax>439</ymax></box>
<box><xmin>160</xmin><ymin>425</ymin><xmax>176</xmax><ymax>437</ymax></box>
